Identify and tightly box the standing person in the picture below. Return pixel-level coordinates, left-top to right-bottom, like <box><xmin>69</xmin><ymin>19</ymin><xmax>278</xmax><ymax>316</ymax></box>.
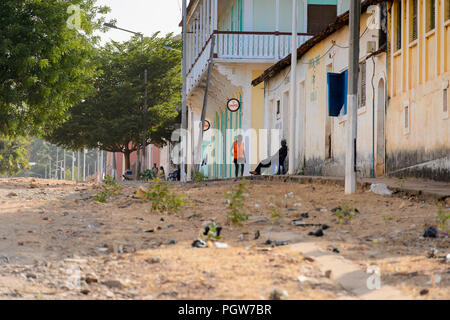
<box><xmin>250</xmin><ymin>139</ymin><xmax>288</xmax><ymax>175</ymax></box>
<box><xmin>231</xmin><ymin>135</ymin><xmax>245</xmax><ymax>177</ymax></box>
<box><xmin>152</xmin><ymin>163</ymin><xmax>159</xmax><ymax>175</ymax></box>
<box><xmin>159</xmin><ymin>166</ymin><xmax>165</xmax><ymax>180</ymax></box>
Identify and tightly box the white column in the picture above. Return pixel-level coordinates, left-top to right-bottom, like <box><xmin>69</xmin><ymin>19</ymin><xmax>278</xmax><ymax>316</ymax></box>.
<box><xmin>288</xmin><ymin>0</ymin><xmax>297</xmax><ymax>175</ymax></box>
<box><xmin>213</xmin><ymin>0</ymin><xmax>218</xmax><ymax>30</ymax></box>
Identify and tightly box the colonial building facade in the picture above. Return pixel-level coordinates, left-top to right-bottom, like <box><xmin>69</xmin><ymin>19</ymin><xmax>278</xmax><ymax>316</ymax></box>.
<box><xmin>253</xmin><ymin>0</ymin><xmax>388</xmax><ymax>178</ymax></box>
<box><xmin>183</xmin><ymin>0</ymin><xmax>342</xmax><ymax>179</ymax></box>
<box><xmin>387</xmin><ymin>0</ymin><xmax>450</xmax><ymax>181</ymax></box>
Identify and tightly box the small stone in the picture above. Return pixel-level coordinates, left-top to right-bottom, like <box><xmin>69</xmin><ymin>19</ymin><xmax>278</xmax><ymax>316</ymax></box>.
<box><xmin>321</xmin><ymin>224</ymin><xmax>330</xmax><ymax>230</ymax></box>
<box><xmin>102</xmin><ymin>280</ymin><xmax>124</xmax><ymax>290</ymax></box>
<box><xmin>325</xmin><ymin>270</ymin><xmax>333</xmax><ymax>279</ymax></box>
<box><xmin>423</xmin><ymin>227</ymin><xmax>437</xmax><ymax>238</ymax></box>
<box><xmin>145</xmin><ymin>257</ymin><xmax>161</xmax><ymax>264</ymax></box>
<box><xmin>145</xmin><ymin>229</ymin><xmax>154</xmax><ymax>233</ymax></box>
<box><xmin>80</xmin><ymin>289</ymin><xmax>90</xmax><ymax>295</ymax></box>
<box><xmin>7</xmin><ymin>192</ymin><xmax>18</xmax><ymax>197</ymax></box>
<box><xmin>269</xmin><ymin>289</ymin><xmax>288</xmax><ymax>300</ymax></box>
<box><xmin>85</xmin><ymin>277</ymin><xmax>98</xmax><ymax>284</ymax></box>
<box><xmin>254</xmin><ymin>230</ymin><xmax>260</xmax><ymax>240</ymax></box>
<box><xmin>167</xmin><ymin>240</ymin><xmax>176</xmax><ymax>245</ymax></box>
<box><xmin>122</xmin><ymin>245</ymin><xmax>136</xmax><ymax>253</ymax></box>
<box><xmin>26</xmin><ymin>273</ymin><xmax>37</xmax><ymax>279</ymax></box>
<box><xmin>308</xmin><ymin>229</ymin><xmax>324</xmax><ymax>237</ymax></box>
<box><xmin>419</xmin><ymin>289</ymin><xmax>429</xmax><ymax>296</ymax></box>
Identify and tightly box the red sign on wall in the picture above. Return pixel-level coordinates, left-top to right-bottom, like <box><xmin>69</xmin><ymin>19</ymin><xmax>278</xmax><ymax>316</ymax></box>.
<box><xmin>227</xmin><ymin>98</ymin><xmax>240</xmax><ymax>112</ymax></box>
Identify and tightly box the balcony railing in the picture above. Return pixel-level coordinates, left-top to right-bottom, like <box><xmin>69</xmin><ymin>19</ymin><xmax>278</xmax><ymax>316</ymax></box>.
<box><xmin>186</xmin><ymin>31</ymin><xmax>313</xmax><ymax>94</ymax></box>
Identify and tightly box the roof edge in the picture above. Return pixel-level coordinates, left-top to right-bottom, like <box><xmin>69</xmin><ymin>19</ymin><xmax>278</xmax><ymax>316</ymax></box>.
<box><xmin>251</xmin><ymin>0</ymin><xmax>385</xmax><ymax>86</ymax></box>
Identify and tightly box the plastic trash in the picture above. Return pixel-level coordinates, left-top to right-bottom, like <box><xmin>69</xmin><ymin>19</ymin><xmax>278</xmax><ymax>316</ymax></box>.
<box><xmin>308</xmin><ymin>229</ymin><xmax>324</xmax><ymax>237</ymax></box>
<box><xmin>265</xmin><ymin>240</ymin><xmax>289</xmax><ymax>246</ymax></box>
<box><xmin>368</xmin><ymin>183</ymin><xmax>393</xmax><ymax>196</ymax></box>
<box><xmin>423</xmin><ymin>226</ymin><xmax>438</xmax><ymax>238</ymax></box>
<box><xmin>192</xmin><ymin>239</ymin><xmax>208</xmax><ymax>248</ymax></box>
<box><xmin>214</xmin><ymin>242</ymin><xmax>229</xmax><ymax>249</ymax></box>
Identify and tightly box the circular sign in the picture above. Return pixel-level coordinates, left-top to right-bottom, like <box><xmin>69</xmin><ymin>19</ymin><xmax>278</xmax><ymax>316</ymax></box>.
<box><xmin>227</xmin><ymin>98</ymin><xmax>240</xmax><ymax>112</ymax></box>
<box><xmin>203</xmin><ymin>119</ymin><xmax>211</xmax><ymax>132</ymax></box>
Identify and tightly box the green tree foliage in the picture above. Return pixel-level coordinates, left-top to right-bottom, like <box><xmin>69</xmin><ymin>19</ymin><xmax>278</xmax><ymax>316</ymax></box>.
<box><xmin>0</xmin><ymin>0</ymin><xmax>109</xmax><ymax>136</ymax></box>
<box><xmin>46</xmin><ymin>34</ymin><xmax>181</xmax><ymax>170</ymax></box>
<box><xmin>0</xmin><ymin>135</ymin><xmax>30</xmax><ymax>176</ymax></box>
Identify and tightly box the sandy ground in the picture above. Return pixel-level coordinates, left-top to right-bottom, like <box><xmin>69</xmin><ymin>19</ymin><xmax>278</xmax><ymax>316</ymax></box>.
<box><xmin>0</xmin><ymin>177</ymin><xmax>448</xmax><ymax>300</ymax></box>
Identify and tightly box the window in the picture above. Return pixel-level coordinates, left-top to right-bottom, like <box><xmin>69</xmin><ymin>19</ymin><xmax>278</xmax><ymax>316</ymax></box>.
<box><xmin>395</xmin><ymin>2</ymin><xmax>402</xmax><ymax>51</ymax></box>
<box><xmin>410</xmin><ymin>0</ymin><xmax>418</xmax><ymax>42</ymax></box>
<box><xmin>276</xmin><ymin>100</ymin><xmax>281</xmax><ymax>120</ymax></box>
<box><xmin>307</xmin><ymin>5</ymin><xmax>337</xmax><ymax>34</ymax></box>
<box><xmin>444</xmin><ymin>88</ymin><xmax>448</xmax><ymax>114</ymax></box>
<box><xmin>358</xmin><ymin>61</ymin><xmax>367</xmax><ymax>108</ymax></box>
<box><xmin>426</xmin><ymin>0</ymin><xmax>436</xmax><ymax>32</ymax></box>
<box><xmin>404</xmin><ymin>103</ymin><xmax>410</xmax><ymax>133</ymax></box>
<box><xmin>446</xmin><ymin>0</ymin><xmax>450</xmax><ymax>21</ymax></box>
<box><xmin>327</xmin><ymin>70</ymin><xmax>348</xmax><ymax>117</ymax></box>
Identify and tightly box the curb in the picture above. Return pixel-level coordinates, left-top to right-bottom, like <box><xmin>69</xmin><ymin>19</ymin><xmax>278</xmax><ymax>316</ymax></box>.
<box><xmin>197</xmin><ymin>175</ymin><xmax>449</xmax><ymax>202</ymax></box>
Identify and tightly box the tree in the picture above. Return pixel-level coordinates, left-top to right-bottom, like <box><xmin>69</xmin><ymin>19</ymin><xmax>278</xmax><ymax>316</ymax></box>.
<box><xmin>0</xmin><ymin>0</ymin><xmax>109</xmax><ymax>137</ymax></box>
<box><xmin>45</xmin><ymin>34</ymin><xmax>182</xmax><ymax>170</ymax></box>
<box><xmin>0</xmin><ymin>135</ymin><xmax>30</xmax><ymax>176</ymax></box>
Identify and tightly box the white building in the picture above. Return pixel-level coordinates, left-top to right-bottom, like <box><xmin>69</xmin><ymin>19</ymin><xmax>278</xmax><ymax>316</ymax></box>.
<box><xmin>252</xmin><ymin>1</ymin><xmax>388</xmax><ymax>177</ymax></box>
<box><xmin>181</xmin><ymin>0</ymin><xmax>342</xmax><ymax>179</ymax></box>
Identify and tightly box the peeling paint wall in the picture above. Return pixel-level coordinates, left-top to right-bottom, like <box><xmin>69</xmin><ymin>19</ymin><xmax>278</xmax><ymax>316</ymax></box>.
<box><xmin>264</xmin><ymin>11</ymin><xmax>387</xmax><ymax>178</ymax></box>
<box><xmin>387</xmin><ymin>0</ymin><xmax>450</xmax><ymax>181</ymax></box>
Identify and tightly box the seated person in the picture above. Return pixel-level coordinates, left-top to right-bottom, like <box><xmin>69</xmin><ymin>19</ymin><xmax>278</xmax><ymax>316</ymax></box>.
<box><xmin>250</xmin><ymin>139</ymin><xmax>288</xmax><ymax>176</ymax></box>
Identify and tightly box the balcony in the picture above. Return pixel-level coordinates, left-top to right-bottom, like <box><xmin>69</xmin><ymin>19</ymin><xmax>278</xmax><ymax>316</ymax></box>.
<box><xmin>186</xmin><ymin>31</ymin><xmax>313</xmax><ymax>95</ymax></box>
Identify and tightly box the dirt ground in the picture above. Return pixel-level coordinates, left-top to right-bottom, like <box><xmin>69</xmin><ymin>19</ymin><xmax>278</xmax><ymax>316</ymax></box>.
<box><xmin>0</xmin><ymin>177</ymin><xmax>448</xmax><ymax>300</ymax></box>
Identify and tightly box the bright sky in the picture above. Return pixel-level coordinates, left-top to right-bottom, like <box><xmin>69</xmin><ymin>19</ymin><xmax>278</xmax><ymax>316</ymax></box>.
<box><xmin>96</xmin><ymin>0</ymin><xmax>182</xmax><ymax>43</ymax></box>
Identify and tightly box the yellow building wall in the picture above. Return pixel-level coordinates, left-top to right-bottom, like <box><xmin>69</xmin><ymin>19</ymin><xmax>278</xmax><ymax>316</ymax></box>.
<box><xmin>251</xmin><ymin>70</ymin><xmax>266</xmax><ymax>167</ymax></box>
<box><xmin>388</xmin><ymin>0</ymin><xmax>450</xmax><ymax>180</ymax></box>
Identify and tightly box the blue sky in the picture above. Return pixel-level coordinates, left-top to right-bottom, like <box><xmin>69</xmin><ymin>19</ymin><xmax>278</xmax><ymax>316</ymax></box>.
<box><xmin>96</xmin><ymin>0</ymin><xmax>182</xmax><ymax>43</ymax></box>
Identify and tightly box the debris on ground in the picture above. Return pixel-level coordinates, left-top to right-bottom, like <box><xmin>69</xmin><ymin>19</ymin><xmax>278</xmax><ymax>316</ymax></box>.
<box><xmin>291</xmin><ymin>220</ymin><xmax>322</xmax><ymax>227</ymax></box>
<box><xmin>265</xmin><ymin>240</ymin><xmax>289</xmax><ymax>247</ymax></box>
<box><xmin>308</xmin><ymin>229</ymin><xmax>324</xmax><ymax>237</ymax></box>
<box><xmin>420</xmin><ymin>289</ymin><xmax>429</xmax><ymax>296</ymax></box>
<box><xmin>214</xmin><ymin>242</ymin><xmax>229</xmax><ymax>249</ymax></box>
<box><xmin>297</xmin><ymin>275</ymin><xmax>310</xmax><ymax>282</ymax></box>
<box><xmin>423</xmin><ymin>226</ymin><xmax>438</xmax><ymax>238</ymax></box>
<box><xmin>254</xmin><ymin>230</ymin><xmax>260</xmax><ymax>240</ymax></box>
<box><xmin>368</xmin><ymin>183</ymin><xmax>393</xmax><ymax>196</ymax></box>
<box><xmin>269</xmin><ymin>289</ymin><xmax>288</xmax><ymax>300</ymax></box>
<box><xmin>192</xmin><ymin>239</ymin><xmax>208</xmax><ymax>248</ymax></box>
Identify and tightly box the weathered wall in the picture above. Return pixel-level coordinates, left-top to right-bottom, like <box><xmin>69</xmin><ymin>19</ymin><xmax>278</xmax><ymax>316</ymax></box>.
<box><xmin>264</xmin><ymin>11</ymin><xmax>387</xmax><ymax>177</ymax></box>
<box><xmin>387</xmin><ymin>0</ymin><xmax>450</xmax><ymax>181</ymax></box>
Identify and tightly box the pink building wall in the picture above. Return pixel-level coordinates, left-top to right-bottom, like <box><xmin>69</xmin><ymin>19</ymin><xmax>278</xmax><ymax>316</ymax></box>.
<box><xmin>106</xmin><ymin>146</ymin><xmax>162</xmax><ymax>178</ymax></box>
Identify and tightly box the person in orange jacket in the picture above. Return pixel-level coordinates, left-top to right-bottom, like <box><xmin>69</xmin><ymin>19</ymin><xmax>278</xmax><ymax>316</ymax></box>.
<box><xmin>231</xmin><ymin>134</ymin><xmax>245</xmax><ymax>177</ymax></box>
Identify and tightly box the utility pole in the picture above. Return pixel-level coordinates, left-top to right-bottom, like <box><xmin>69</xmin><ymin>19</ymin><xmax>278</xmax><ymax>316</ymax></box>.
<box><xmin>77</xmin><ymin>150</ymin><xmax>81</xmax><ymax>182</ymax></box>
<box><xmin>55</xmin><ymin>147</ymin><xmax>59</xmax><ymax>179</ymax></box>
<box><xmin>288</xmin><ymin>0</ymin><xmax>297</xmax><ymax>175</ymax></box>
<box><xmin>83</xmin><ymin>149</ymin><xmax>86</xmax><ymax>182</ymax></box>
<box><xmin>345</xmin><ymin>0</ymin><xmax>360</xmax><ymax>194</ymax></box>
<box><xmin>63</xmin><ymin>150</ymin><xmax>66</xmax><ymax>180</ymax></box>
<box><xmin>72</xmin><ymin>152</ymin><xmax>75</xmax><ymax>181</ymax></box>
<box><xmin>180</xmin><ymin>0</ymin><xmax>187</xmax><ymax>182</ymax></box>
